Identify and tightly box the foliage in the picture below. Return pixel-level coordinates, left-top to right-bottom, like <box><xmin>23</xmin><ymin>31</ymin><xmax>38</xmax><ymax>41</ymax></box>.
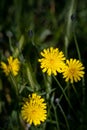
<box><xmin>0</xmin><ymin>0</ymin><xmax>87</xmax><ymax>130</ymax></box>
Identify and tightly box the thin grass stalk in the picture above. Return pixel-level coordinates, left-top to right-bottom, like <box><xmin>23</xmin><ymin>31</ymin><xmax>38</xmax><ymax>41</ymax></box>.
<box><xmin>9</xmin><ymin>37</ymin><xmax>14</xmax><ymax>53</ymax></box>
<box><xmin>13</xmin><ymin>35</ymin><xmax>25</xmax><ymax>58</ymax></box>
<box><xmin>9</xmin><ymin>74</ymin><xmax>18</xmax><ymax>97</ymax></box>
<box><xmin>26</xmin><ymin>63</ymin><xmax>40</xmax><ymax>91</ymax></box>
<box><xmin>64</xmin><ymin>0</ymin><xmax>77</xmax><ymax>119</ymax></box>
<box><xmin>64</xmin><ymin>0</ymin><xmax>77</xmax><ymax>58</ymax></box>
<box><xmin>73</xmin><ymin>33</ymin><xmax>81</xmax><ymax>61</ymax></box>
<box><xmin>57</xmin><ymin>102</ymin><xmax>70</xmax><ymax>130</ymax></box>
<box><xmin>53</xmin><ymin>75</ymin><xmax>73</xmax><ymax>109</ymax></box>
<box><xmin>9</xmin><ymin>74</ymin><xmax>22</xmax><ymax>129</ymax></box>
<box><xmin>59</xmin><ymin>84</ymin><xmax>70</xmax><ymax>102</ymax></box>
<box><xmin>51</xmin><ymin>100</ymin><xmax>60</xmax><ymax>130</ymax></box>
<box><xmin>72</xmin><ymin>83</ymin><xmax>79</xmax><ymax>98</ymax></box>
<box><xmin>43</xmin><ymin>75</ymin><xmax>52</xmax><ymax>100</ymax></box>
<box><xmin>73</xmin><ymin>31</ymin><xmax>85</xmax><ymax>108</ymax></box>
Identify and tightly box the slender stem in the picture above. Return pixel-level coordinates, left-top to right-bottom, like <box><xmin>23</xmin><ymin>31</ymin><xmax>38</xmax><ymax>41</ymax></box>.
<box><xmin>13</xmin><ymin>35</ymin><xmax>25</xmax><ymax>57</ymax></box>
<box><xmin>73</xmin><ymin>33</ymin><xmax>81</xmax><ymax>61</ymax></box>
<box><xmin>54</xmin><ymin>107</ymin><xmax>60</xmax><ymax>130</ymax></box>
<box><xmin>26</xmin><ymin>63</ymin><xmax>35</xmax><ymax>91</ymax></box>
<box><xmin>53</xmin><ymin>75</ymin><xmax>73</xmax><ymax>109</ymax></box>
<box><xmin>52</xmin><ymin>102</ymin><xmax>60</xmax><ymax>130</ymax></box>
<box><xmin>9</xmin><ymin>74</ymin><xmax>22</xmax><ymax>129</ymax></box>
<box><xmin>26</xmin><ymin>63</ymin><xmax>40</xmax><ymax>91</ymax></box>
<box><xmin>73</xmin><ymin>32</ymin><xmax>85</xmax><ymax>107</ymax></box>
<box><xmin>47</xmin><ymin>119</ymin><xmax>56</xmax><ymax>124</ymax></box>
<box><xmin>43</xmin><ymin>74</ymin><xmax>52</xmax><ymax>100</ymax></box>
<box><xmin>64</xmin><ymin>0</ymin><xmax>76</xmax><ymax>58</ymax></box>
<box><xmin>73</xmin><ymin>32</ymin><xmax>85</xmax><ymax>87</ymax></box>
<box><xmin>57</xmin><ymin>102</ymin><xmax>70</xmax><ymax>130</ymax></box>
<box><xmin>9</xmin><ymin>74</ymin><xmax>18</xmax><ymax>96</ymax></box>
<box><xmin>82</xmin><ymin>78</ymin><xmax>85</xmax><ymax>107</ymax></box>
<box><xmin>9</xmin><ymin>37</ymin><xmax>14</xmax><ymax>53</ymax></box>
<box><xmin>59</xmin><ymin>84</ymin><xmax>70</xmax><ymax>102</ymax></box>
<box><xmin>17</xmin><ymin>110</ymin><xmax>21</xmax><ymax>129</ymax></box>
<box><xmin>72</xmin><ymin>84</ymin><xmax>79</xmax><ymax>97</ymax></box>
<box><xmin>71</xmin><ymin>84</ymin><xmax>82</xmax><ymax>107</ymax></box>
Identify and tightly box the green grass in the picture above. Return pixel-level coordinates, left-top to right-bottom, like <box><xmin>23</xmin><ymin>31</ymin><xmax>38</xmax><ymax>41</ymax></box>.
<box><xmin>0</xmin><ymin>0</ymin><xmax>87</xmax><ymax>130</ymax></box>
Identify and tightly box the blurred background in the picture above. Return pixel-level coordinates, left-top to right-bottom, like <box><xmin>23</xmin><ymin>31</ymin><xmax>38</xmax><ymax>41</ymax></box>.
<box><xmin>0</xmin><ymin>0</ymin><xmax>87</xmax><ymax>130</ymax></box>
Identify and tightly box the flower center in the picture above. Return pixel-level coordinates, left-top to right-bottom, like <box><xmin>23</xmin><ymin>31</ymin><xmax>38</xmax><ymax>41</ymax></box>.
<box><xmin>69</xmin><ymin>68</ymin><xmax>75</xmax><ymax>75</ymax></box>
<box><xmin>31</xmin><ymin>109</ymin><xmax>36</xmax><ymax>114</ymax></box>
<box><xmin>49</xmin><ymin>58</ymin><xmax>54</xmax><ymax>64</ymax></box>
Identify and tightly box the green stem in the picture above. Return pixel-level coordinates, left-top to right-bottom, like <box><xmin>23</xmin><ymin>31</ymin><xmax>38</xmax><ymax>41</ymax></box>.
<box><xmin>73</xmin><ymin>32</ymin><xmax>85</xmax><ymax>107</ymax></box>
<box><xmin>9</xmin><ymin>37</ymin><xmax>14</xmax><ymax>53</ymax></box>
<box><xmin>53</xmin><ymin>75</ymin><xmax>73</xmax><ymax>109</ymax></box>
<box><xmin>13</xmin><ymin>35</ymin><xmax>25</xmax><ymax>57</ymax></box>
<box><xmin>71</xmin><ymin>84</ymin><xmax>82</xmax><ymax>106</ymax></box>
<box><xmin>59</xmin><ymin>84</ymin><xmax>70</xmax><ymax>102</ymax></box>
<box><xmin>26</xmin><ymin>63</ymin><xmax>40</xmax><ymax>91</ymax></box>
<box><xmin>57</xmin><ymin>102</ymin><xmax>70</xmax><ymax>130</ymax></box>
<box><xmin>9</xmin><ymin>74</ymin><xmax>18</xmax><ymax>96</ymax></box>
<box><xmin>26</xmin><ymin>64</ymin><xmax>34</xmax><ymax>91</ymax></box>
<box><xmin>9</xmin><ymin>75</ymin><xmax>22</xmax><ymax>129</ymax></box>
<box><xmin>73</xmin><ymin>32</ymin><xmax>85</xmax><ymax>84</ymax></box>
<box><xmin>73</xmin><ymin>33</ymin><xmax>81</xmax><ymax>61</ymax></box>
<box><xmin>43</xmin><ymin>75</ymin><xmax>52</xmax><ymax>100</ymax></box>
<box><xmin>51</xmin><ymin>101</ymin><xmax>60</xmax><ymax>130</ymax></box>
<box><xmin>72</xmin><ymin>84</ymin><xmax>79</xmax><ymax>97</ymax></box>
<box><xmin>47</xmin><ymin>119</ymin><xmax>56</xmax><ymax>124</ymax></box>
<box><xmin>64</xmin><ymin>0</ymin><xmax>76</xmax><ymax>58</ymax></box>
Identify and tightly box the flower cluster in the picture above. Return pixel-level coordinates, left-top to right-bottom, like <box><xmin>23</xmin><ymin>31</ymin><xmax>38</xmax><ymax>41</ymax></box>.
<box><xmin>1</xmin><ymin>56</ymin><xmax>20</xmax><ymax>76</ymax></box>
<box><xmin>1</xmin><ymin>47</ymin><xmax>85</xmax><ymax>128</ymax></box>
<box><xmin>21</xmin><ymin>93</ymin><xmax>47</xmax><ymax>126</ymax></box>
<box><xmin>38</xmin><ymin>47</ymin><xmax>85</xmax><ymax>83</ymax></box>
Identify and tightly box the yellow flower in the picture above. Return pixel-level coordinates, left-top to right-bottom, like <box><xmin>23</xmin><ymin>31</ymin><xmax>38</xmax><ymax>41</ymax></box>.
<box><xmin>62</xmin><ymin>59</ymin><xmax>85</xmax><ymax>83</ymax></box>
<box><xmin>1</xmin><ymin>56</ymin><xmax>20</xmax><ymax>76</ymax></box>
<box><xmin>38</xmin><ymin>47</ymin><xmax>66</xmax><ymax>76</ymax></box>
<box><xmin>21</xmin><ymin>93</ymin><xmax>47</xmax><ymax>126</ymax></box>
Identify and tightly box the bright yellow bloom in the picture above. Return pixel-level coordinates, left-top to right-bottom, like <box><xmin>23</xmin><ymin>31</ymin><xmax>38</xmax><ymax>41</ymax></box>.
<box><xmin>21</xmin><ymin>93</ymin><xmax>47</xmax><ymax>126</ymax></box>
<box><xmin>1</xmin><ymin>56</ymin><xmax>20</xmax><ymax>76</ymax></box>
<box><xmin>62</xmin><ymin>59</ymin><xmax>85</xmax><ymax>83</ymax></box>
<box><xmin>38</xmin><ymin>47</ymin><xmax>66</xmax><ymax>76</ymax></box>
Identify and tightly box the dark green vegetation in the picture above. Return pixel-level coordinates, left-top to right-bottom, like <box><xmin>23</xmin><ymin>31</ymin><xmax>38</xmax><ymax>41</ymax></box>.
<box><xmin>0</xmin><ymin>0</ymin><xmax>87</xmax><ymax>130</ymax></box>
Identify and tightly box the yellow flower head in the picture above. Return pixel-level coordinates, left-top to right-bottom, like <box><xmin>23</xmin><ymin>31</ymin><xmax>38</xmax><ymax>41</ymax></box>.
<box><xmin>1</xmin><ymin>56</ymin><xmax>20</xmax><ymax>76</ymax></box>
<box><xmin>62</xmin><ymin>59</ymin><xmax>85</xmax><ymax>83</ymax></box>
<box><xmin>38</xmin><ymin>47</ymin><xmax>66</xmax><ymax>76</ymax></box>
<box><xmin>21</xmin><ymin>93</ymin><xmax>47</xmax><ymax>126</ymax></box>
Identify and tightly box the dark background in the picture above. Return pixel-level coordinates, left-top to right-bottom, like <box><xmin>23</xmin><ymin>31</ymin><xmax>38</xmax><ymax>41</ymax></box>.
<box><xmin>0</xmin><ymin>0</ymin><xmax>87</xmax><ymax>130</ymax></box>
